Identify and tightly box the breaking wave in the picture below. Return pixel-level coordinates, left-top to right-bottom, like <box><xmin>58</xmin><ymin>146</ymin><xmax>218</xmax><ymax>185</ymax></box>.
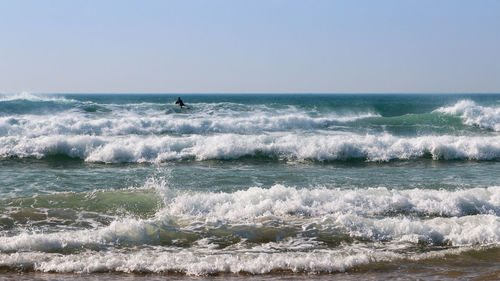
<box><xmin>159</xmin><ymin>185</ymin><xmax>500</xmax><ymax>219</ymax></box>
<box><xmin>1</xmin><ymin>133</ymin><xmax>499</xmax><ymax>162</ymax></box>
<box><xmin>436</xmin><ymin>100</ymin><xmax>500</xmax><ymax>131</ymax></box>
<box><xmin>0</xmin><ymin>109</ymin><xmax>378</xmax><ymax>136</ymax></box>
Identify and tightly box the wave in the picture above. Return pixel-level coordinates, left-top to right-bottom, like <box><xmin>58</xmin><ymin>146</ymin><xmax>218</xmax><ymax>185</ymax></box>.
<box><xmin>436</xmin><ymin>100</ymin><xmax>500</xmax><ymax>131</ymax></box>
<box><xmin>158</xmin><ymin>185</ymin><xmax>500</xmax><ymax>219</ymax></box>
<box><xmin>4</xmin><ymin>185</ymin><xmax>499</xmax><ymax>222</ymax></box>
<box><xmin>1</xmin><ymin>185</ymin><xmax>499</xmax><ymax>274</ymax></box>
<box><xmin>0</xmin><ymin>108</ymin><xmax>379</xmax><ymax>137</ymax></box>
<box><xmin>1</xmin><ymin>133</ymin><xmax>499</xmax><ymax>162</ymax></box>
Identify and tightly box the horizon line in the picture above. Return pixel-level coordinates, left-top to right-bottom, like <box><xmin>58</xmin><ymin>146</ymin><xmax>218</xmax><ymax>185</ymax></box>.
<box><xmin>2</xmin><ymin>92</ymin><xmax>500</xmax><ymax>95</ymax></box>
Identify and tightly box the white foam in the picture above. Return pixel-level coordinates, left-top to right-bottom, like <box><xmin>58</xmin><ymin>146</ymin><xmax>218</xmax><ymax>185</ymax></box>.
<box><xmin>1</xmin><ymin>133</ymin><xmax>499</xmax><ymax>162</ymax></box>
<box><xmin>436</xmin><ymin>100</ymin><xmax>500</xmax><ymax>131</ymax></box>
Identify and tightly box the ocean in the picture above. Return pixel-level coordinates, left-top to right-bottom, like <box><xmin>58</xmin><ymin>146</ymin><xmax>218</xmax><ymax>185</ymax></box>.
<box><xmin>0</xmin><ymin>93</ymin><xmax>499</xmax><ymax>280</ymax></box>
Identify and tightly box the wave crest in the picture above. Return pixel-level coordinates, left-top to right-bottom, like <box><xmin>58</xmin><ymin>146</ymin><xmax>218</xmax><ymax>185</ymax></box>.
<box><xmin>0</xmin><ymin>92</ymin><xmax>73</xmax><ymax>102</ymax></box>
<box><xmin>436</xmin><ymin>100</ymin><xmax>500</xmax><ymax>131</ymax></box>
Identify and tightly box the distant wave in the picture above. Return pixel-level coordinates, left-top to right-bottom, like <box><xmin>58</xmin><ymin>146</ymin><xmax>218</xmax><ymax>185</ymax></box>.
<box><xmin>0</xmin><ymin>92</ymin><xmax>73</xmax><ymax>102</ymax></box>
<box><xmin>436</xmin><ymin>100</ymin><xmax>500</xmax><ymax>131</ymax></box>
<box><xmin>1</xmin><ymin>133</ymin><xmax>499</xmax><ymax>162</ymax></box>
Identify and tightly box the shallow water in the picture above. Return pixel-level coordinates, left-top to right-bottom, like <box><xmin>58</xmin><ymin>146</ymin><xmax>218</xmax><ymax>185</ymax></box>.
<box><xmin>0</xmin><ymin>93</ymin><xmax>499</xmax><ymax>279</ymax></box>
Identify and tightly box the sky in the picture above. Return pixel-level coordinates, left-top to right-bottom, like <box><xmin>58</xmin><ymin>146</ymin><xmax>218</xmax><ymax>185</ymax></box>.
<box><xmin>0</xmin><ymin>0</ymin><xmax>499</xmax><ymax>93</ymax></box>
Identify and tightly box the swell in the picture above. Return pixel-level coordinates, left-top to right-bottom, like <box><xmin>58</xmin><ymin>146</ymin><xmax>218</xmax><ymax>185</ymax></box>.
<box><xmin>0</xmin><ymin>189</ymin><xmax>162</xmax><ymax>218</ymax></box>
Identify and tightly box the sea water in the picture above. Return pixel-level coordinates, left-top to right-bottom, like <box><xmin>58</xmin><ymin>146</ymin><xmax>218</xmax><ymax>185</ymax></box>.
<box><xmin>0</xmin><ymin>93</ymin><xmax>499</xmax><ymax>280</ymax></box>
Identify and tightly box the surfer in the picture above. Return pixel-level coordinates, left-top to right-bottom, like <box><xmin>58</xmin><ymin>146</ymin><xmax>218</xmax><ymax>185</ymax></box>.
<box><xmin>175</xmin><ymin>97</ymin><xmax>186</xmax><ymax>108</ymax></box>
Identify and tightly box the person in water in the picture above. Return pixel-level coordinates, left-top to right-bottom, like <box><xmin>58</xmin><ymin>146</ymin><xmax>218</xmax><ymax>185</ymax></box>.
<box><xmin>175</xmin><ymin>97</ymin><xmax>186</xmax><ymax>108</ymax></box>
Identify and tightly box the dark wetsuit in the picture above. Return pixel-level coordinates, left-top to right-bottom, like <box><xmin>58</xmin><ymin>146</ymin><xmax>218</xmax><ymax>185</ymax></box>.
<box><xmin>175</xmin><ymin>97</ymin><xmax>185</xmax><ymax>107</ymax></box>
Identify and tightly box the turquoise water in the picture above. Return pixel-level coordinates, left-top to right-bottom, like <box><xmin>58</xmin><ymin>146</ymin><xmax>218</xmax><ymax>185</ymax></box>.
<box><xmin>0</xmin><ymin>93</ymin><xmax>499</xmax><ymax>279</ymax></box>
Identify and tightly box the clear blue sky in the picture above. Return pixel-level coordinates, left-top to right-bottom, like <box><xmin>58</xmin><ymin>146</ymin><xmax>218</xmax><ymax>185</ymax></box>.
<box><xmin>1</xmin><ymin>0</ymin><xmax>499</xmax><ymax>93</ymax></box>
